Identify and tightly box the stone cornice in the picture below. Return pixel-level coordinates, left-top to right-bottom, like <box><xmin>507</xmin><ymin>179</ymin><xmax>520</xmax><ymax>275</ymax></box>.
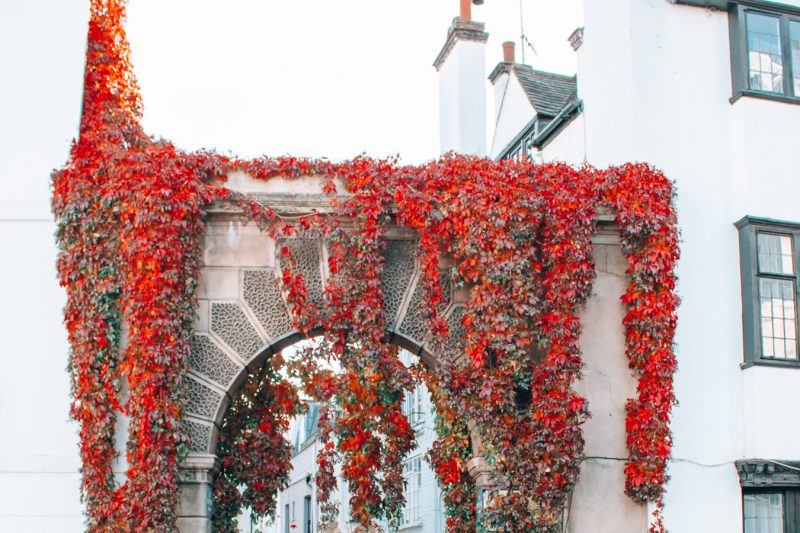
<box><xmin>433</xmin><ymin>17</ymin><xmax>489</xmax><ymax>71</ymax></box>
<box><xmin>736</xmin><ymin>459</ymin><xmax>800</xmax><ymax>487</ymax></box>
<box><xmin>488</xmin><ymin>61</ymin><xmax>513</xmax><ymax>84</ymax></box>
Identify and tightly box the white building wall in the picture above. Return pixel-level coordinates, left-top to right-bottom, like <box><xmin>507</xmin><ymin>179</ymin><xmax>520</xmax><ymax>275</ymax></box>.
<box><xmin>489</xmin><ymin>72</ymin><xmax>536</xmax><ymax>158</ymax></box>
<box><xmin>539</xmin><ymin>1</ymin><xmax>800</xmax><ymax>531</ymax></box>
<box><xmin>438</xmin><ymin>38</ymin><xmax>488</xmax><ymax>156</ymax></box>
<box><xmin>0</xmin><ymin>1</ymin><xmax>88</xmax><ymax>532</ymax></box>
<box><xmin>538</xmin><ymin>114</ymin><xmax>586</xmax><ymax>165</ymax></box>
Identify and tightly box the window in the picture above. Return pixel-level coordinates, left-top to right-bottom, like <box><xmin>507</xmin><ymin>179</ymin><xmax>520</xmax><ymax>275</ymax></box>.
<box><xmin>401</xmin><ymin>456</ymin><xmax>423</xmax><ymax>527</ymax></box>
<box><xmin>738</xmin><ymin>460</ymin><xmax>800</xmax><ymax>533</ymax></box>
<box><xmin>403</xmin><ymin>384</ymin><xmax>425</xmax><ymax>428</ymax></box>
<box><xmin>729</xmin><ymin>2</ymin><xmax>800</xmax><ymax>103</ymax></box>
<box><xmin>303</xmin><ymin>495</ymin><xmax>312</xmax><ymax>533</ymax></box>
<box><xmin>736</xmin><ymin>217</ymin><xmax>800</xmax><ymax>368</ymax></box>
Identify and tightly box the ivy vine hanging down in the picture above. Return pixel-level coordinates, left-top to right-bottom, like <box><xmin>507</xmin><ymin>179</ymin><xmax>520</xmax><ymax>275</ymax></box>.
<box><xmin>53</xmin><ymin>1</ymin><xmax>679</xmax><ymax>532</ymax></box>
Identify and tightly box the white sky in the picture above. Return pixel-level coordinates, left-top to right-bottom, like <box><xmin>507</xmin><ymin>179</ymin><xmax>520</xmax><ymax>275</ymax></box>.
<box><xmin>0</xmin><ymin>1</ymin><xmax>581</xmax><ymax>219</ymax></box>
<box><xmin>125</xmin><ymin>0</ymin><xmax>583</xmax><ymax>164</ymax></box>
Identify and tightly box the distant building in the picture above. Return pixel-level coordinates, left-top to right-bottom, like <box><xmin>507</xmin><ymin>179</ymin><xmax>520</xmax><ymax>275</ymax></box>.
<box><xmin>272</xmin><ymin>350</ymin><xmax>445</xmax><ymax>533</ymax></box>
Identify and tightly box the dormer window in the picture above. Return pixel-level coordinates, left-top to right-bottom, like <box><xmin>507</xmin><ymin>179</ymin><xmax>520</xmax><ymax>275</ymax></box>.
<box><xmin>730</xmin><ymin>3</ymin><xmax>800</xmax><ymax>103</ymax></box>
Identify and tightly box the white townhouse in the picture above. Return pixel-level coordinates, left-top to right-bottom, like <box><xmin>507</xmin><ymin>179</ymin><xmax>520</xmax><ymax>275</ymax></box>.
<box><xmin>273</xmin><ymin>351</ymin><xmax>445</xmax><ymax>533</ymax></box>
<box><xmin>437</xmin><ymin>0</ymin><xmax>800</xmax><ymax>531</ymax></box>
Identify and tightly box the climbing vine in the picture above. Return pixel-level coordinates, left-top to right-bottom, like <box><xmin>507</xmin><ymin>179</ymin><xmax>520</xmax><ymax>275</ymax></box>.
<box><xmin>213</xmin><ymin>354</ymin><xmax>305</xmax><ymax>533</ymax></box>
<box><xmin>53</xmin><ymin>1</ymin><xmax>679</xmax><ymax>532</ymax></box>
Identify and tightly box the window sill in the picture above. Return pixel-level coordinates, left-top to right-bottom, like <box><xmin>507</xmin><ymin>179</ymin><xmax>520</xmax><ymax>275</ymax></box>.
<box><xmin>730</xmin><ymin>89</ymin><xmax>800</xmax><ymax>106</ymax></box>
<box><xmin>741</xmin><ymin>358</ymin><xmax>800</xmax><ymax>370</ymax></box>
<box><xmin>398</xmin><ymin>522</ymin><xmax>423</xmax><ymax>531</ymax></box>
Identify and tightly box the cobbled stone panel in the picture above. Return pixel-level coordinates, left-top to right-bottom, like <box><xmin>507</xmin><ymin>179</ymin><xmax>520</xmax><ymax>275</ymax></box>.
<box><xmin>210</xmin><ymin>302</ymin><xmax>264</xmax><ymax>362</ymax></box>
<box><xmin>398</xmin><ymin>271</ymin><xmax>453</xmax><ymax>346</ymax></box>
<box><xmin>440</xmin><ymin>305</ymin><xmax>467</xmax><ymax>362</ymax></box>
<box><xmin>242</xmin><ymin>270</ymin><xmax>295</xmax><ymax>341</ymax></box>
<box><xmin>184</xmin><ymin>419</ymin><xmax>212</xmax><ymax>453</ymax></box>
<box><xmin>189</xmin><ymin>334</ymin><xmax>241</xmax><ymax>387</ymax></box>
<box><xmin>382</xmin><ymin>240</ymin><xmax>418</xmax><ymax>330</ymax></box>
<box><xmin>278</xmin><ymin>238</ymin><xmax>323</xmax><ymax>306</ymax></box>
<box><xmin>185</xmin><ymin>377</ymin><xmax>224</xmax><ymax>420</ymax></box>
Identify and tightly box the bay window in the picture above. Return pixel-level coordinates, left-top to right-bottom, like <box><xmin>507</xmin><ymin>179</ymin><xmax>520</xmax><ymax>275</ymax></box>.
<box><xmin>735</xmin><ymin>217</ymin><xmax>800</xmax><ymax>367</ymax></box>
<box><xmin>729</xmin><ymin>2</ymin><xmax>800</xmax><ymax>103</ymax></box>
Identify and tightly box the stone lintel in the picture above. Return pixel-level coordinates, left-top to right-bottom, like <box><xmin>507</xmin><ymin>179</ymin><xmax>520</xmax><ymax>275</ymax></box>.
<box><xmin>737</xmin><ymin>459</ymin><xmax>800</xmax><ymax>487</ymax></box>
<box><xmin>433</xmin><ymin>18</ymin><xmax>489</xmax><ymax>71</ymax></box>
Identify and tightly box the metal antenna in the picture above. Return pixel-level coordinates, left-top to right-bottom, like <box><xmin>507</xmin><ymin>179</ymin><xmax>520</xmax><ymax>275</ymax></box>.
<box><xmin>519</xmin><ymin>0</ymin><xmax>538</xmax><ymax>65</ymax></box>
<box><xmin>520</xmin><ymin>0</ymin><xmax>526</xmax><ymax>64</ymax></box>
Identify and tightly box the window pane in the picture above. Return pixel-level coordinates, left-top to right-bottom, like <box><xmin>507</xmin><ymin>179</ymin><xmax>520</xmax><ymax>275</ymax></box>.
<box><xmin>747</xmin><ymin>13</ymin><xmax>784</xmax><ymax>94</ymax></box>
<box><xmin>758</xmin><ymin>234</ymin><xmax>794</xmax><ymax>274</ymax></box>
<box><xmin>760</xmin><ymin>278</ymin><xmax>798</xmax><ymax>360</ymax></box>
<box><xmin>402</xmin><ymin>456</ymin><xmax>422</xmax><ymax>525</ymax></box>
<box><xmin>744</xmin><ymin>492</ymin><xmax>784</xmax><ymax>533</ymax></box>
<box><xmin>792</xmin><ymin>21</ymin><xmax>800</xmax><ymax>94</ymax></box>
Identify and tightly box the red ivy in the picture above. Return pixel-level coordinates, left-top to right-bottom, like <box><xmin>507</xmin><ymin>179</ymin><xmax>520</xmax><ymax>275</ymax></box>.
<box><xmin>53</xmin><ymin>2</ymin><xmax>679</xmax><ymax>531</ymax></box>
<box><xmin>213</xmin><ymin>355</ymin><xmax>305</xmax><ymax>532</ymax></box>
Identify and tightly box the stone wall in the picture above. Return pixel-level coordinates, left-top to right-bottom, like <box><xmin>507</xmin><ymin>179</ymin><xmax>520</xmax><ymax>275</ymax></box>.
<box><xmin>177</xmin><ymin>183</ymin><xmax>645</xmax><ymax>532</ymax></box>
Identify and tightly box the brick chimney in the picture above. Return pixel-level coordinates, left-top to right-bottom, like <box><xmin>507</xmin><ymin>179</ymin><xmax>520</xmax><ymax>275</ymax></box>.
<box><xmin>433</xmin><ymin>0</ymin><xmax>489</xmax><ymax>156</ymax></box>
<box><xmin>502</xmin><ymin>41</ymin><xmax>516</xmax><ymax>63</ymax></box>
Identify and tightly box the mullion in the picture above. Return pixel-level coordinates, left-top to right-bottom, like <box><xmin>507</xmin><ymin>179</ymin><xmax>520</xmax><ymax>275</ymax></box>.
<box><xmin>790</xmin><ymin>17</ymin><xmax>800</xmax><ymax>99</ymax></box>
<box><xmin>782</xmin><ymin>15</ymin><xmax>794</xmax><ymax>97</ymax></box>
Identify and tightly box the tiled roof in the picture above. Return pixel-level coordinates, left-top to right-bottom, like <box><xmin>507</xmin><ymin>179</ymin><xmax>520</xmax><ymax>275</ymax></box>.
<box><xmin>513</xmin><ymin>65</ymin><xmax>577</xmax><ymax>118</ymax></box>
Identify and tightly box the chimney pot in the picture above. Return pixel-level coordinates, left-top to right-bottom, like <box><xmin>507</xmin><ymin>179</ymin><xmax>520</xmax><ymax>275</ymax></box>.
<box><xmin>503</xmin><ymin>41</ymin><xmax>516</xmax><ymax>63</ymax></box>
<box><xmin>460</xmin><ymin>0</ymin><xmax>472</xmax><ymax>20</ymax></box>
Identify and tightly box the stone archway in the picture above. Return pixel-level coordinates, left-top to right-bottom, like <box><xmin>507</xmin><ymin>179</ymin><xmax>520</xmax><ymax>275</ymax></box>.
<box><xmin>175</xmin><ymin>174</ymin><xmax>646</xmax><ymax>533</ymax></box>
<box><xmin>176</xmin><ymin>178</ymin><xmax>474</xmax><ymax>532</ymax></box>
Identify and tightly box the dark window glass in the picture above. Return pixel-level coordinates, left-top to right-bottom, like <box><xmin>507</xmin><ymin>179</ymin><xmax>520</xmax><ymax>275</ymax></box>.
<box><xmin>747</xmin><ymin>12</ymin><xmax>784</xmax><ymax>93</ymax></box>
<box><xmin>744</xmin><ymin>492</ymin><xmax>785</xmax><ymax>533</ymax></box>
<box><xmin>791</xmin><ymin>21</ymin><xmax>800</xmax><ymax>95</ymax></box>
<box><xmin>735</xmin><ymin>218</ymin><xmax>800</xmax><ymax>367</ymax></box>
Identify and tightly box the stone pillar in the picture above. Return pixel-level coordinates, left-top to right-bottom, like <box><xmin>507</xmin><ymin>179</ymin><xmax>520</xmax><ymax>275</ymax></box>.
<box><xmin>570</xmin><ymin>231</ymin><xmax>647</xmax><ymax>533</ymax></box>
<box><xmin>177</xmin><ymin>455</ymin><xmax>218</xmax><ymax>533</ymax></box>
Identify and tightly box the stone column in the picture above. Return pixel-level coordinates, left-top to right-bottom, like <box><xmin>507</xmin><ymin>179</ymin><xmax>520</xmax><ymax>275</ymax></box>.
<box><xmin>177</xmin><ymin>454</ymin><xmax>219</xmax><ymax>533</ymax></box>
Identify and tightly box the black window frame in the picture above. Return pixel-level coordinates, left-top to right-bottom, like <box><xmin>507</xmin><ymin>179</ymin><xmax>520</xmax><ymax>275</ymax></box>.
<box><xmin>735</xmin><ymin>216</ymin><xmax>800</xmax><ymax>369</ymax></box>
<box><xmin>738</xmin><ymin>460</ymin><xmax>800</xmax><ymax>532</ymax></box>
<box><xmin>729</xmin><ymin>1</ymin><xmax>800</xmax><ymax>104</ymax></box>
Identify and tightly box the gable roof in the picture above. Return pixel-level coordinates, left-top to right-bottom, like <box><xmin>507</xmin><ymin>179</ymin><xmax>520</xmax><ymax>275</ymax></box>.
<box><xmin>512</xmin><ymin>65</ymin><xmax>577</xmax><ymax>118</ymax></box>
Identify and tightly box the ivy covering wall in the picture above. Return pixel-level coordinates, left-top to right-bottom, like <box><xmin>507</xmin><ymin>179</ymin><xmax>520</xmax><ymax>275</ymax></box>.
<box><xmin>52</xmin><ymin>1</ymin><xmax>679</xmax><ymax>531</ymax></box>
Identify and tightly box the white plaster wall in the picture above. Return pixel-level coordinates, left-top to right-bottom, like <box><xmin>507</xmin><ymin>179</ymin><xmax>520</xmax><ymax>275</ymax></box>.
<box><xmin>489</xmin><ymin>71</ymin><xmax>536</xmax><ymax>158</ymax></box>
<box><xmin>540</xmin><ymin>1</ymin><xmax>800</xmax><ymax>531</ymax></box>
<box><xmin>279</xmin><ymin>438</ymin><xmax>318</xmax><ymax>533</ymax></box>
<box><xmin>438</xmin><ymin>39</ymin><xmax>487</xmax><ymax>157</ymax></box>
<box><xmin>539</xmin><ymin>114</ymin><xmax>586</xmax><ymax>165</ymax></box>
<box><xmin>0</xmin><ymin>1</ymin><xmax>88</xmax><ymax>531</ymax></box>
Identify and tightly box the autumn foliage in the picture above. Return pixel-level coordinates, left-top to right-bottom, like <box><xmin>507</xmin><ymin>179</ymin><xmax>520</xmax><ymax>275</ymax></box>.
<box><xmin>52</xmin><ymin>1</ymin><xmax>679</xmax><ymax>532</ymax></box>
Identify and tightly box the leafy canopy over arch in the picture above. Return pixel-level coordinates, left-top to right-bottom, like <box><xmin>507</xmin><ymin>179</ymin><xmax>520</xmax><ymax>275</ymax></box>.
<box><xmin>52</xmin><ymin>1</ymin><xmax>678</xmax><ymax>531</ymax></box>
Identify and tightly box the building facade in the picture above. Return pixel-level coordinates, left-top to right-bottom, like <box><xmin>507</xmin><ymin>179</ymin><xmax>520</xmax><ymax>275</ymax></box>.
<box><xmin>436</xmin><ymin>0</ymin><xmax>800</xmax><ymax>531</ymax></box>
<box><xmin>272</xmin><ymin>349</ymin><xmax>446</xmax><ymax>533</ymax></box>
<box><xmin>3</xmin><ymin>1</ymin><xmax>799</xmax><ymax>532</ymax></box>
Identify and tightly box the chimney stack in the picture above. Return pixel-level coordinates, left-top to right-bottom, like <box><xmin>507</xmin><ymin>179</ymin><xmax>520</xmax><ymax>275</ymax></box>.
<box><xmin>433</xmin><ymin>0</ymin><xmax>489</xmax><ymax>156</ymax></box>
<box><xmin>502</xmin><ymin>41</ymin><xmax>516</xmax><ymax>63</ymax></box>
<box><xmin>460</xmin><ymin>0</ymin><xmax>472</xmax><ymax>20</ymax></box>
